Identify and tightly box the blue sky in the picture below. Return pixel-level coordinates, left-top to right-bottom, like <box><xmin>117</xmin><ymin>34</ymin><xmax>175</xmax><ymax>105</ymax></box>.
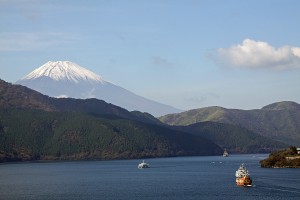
<box><xmin>1</xmin><ymin>0</ymin><xmax>300</xmax><ymax>111</ymax></box>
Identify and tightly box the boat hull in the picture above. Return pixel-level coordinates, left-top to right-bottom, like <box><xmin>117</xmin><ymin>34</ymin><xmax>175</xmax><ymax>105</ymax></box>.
<box><xmin>138</xmin><ymin>160</ymin><xmax>150</xmax><ymax>169</ymax></box>
<box><xmin>138</xmin><ymin>165</ymin><xmax>149</xmax><ymax>169</ymax></box>
<box><xmin>236</xmin><ymin>176</ymin><xmax>252</xmax><ymax>187</ymax></box>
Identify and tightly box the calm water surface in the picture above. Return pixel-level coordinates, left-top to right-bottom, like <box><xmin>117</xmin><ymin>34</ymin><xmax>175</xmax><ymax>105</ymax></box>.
<box><xmin>0</xmin><ymin>154</ymin><xmax>299</xmax><ymax>200</ymax></box>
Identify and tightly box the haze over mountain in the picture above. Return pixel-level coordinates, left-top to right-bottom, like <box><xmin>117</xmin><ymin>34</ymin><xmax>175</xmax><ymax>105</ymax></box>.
<box><xmin>16</xmin><ymin>61</ymin><xmax>181</xmax><ymax>117</ymax></box>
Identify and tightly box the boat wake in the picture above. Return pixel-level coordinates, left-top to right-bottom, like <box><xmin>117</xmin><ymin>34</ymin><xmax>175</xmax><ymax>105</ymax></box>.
<box><xmin>257</xmin><ymin>185</ymin><xmax>300</xmax><ymax>194</ymax></box>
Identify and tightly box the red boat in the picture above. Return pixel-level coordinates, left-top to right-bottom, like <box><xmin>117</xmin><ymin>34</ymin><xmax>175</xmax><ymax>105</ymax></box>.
<box><xmin>235</xmin><ymin>163</ymin><xmax>252</xmax><ymax>186</ymax></box>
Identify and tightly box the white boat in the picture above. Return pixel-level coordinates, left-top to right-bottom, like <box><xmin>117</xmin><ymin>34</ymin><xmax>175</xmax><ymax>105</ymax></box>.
<box><xmin>223</xmin><ymin>149</ymin><xmax>229</xmax><ymax>157</ymax></box>
<box><xmin>138</xmin><ymin>160</ymin><xmax>150</xmax><ymax>169</ymax></box>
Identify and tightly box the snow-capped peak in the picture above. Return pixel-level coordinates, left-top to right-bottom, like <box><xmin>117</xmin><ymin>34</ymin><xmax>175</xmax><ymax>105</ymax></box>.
<box><xmin>21</xmin><ymin>61</ymin><xmax>107</xmax><ymax>84</ymax></box>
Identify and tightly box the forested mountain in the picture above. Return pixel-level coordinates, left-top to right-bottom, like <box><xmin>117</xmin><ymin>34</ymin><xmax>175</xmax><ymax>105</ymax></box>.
<box><xmin>0</xmin><ymin>79</ymin><xmax>221</xmax><ymax>162</ymax></box>
<box><xmin>1</xmin><ymin>79</ymin><xmax>161</xmax><ymax>125</ymax></box>
<box><xmin>0</xmin><ymin>109</ymin><xmax>222</xmax><ymax>162</ymax></box>
<box><xmin>0</xmin><ymin>78</ymin><xmax>289</xmax><ymax>162</ymax></box>
<box><xmin>159</xmin><ymin>102</ymin><xmax>300</xmax><ymax>145</ymax></box>
<box><xmin>176</xmin><ymin>122</ymin><xmax>287</xmax><ymax>154</ymax></box>
<box><xmin>0</xmin><ymin>79</ymin><xmax>55</xmax><ymax>111</ymax></box>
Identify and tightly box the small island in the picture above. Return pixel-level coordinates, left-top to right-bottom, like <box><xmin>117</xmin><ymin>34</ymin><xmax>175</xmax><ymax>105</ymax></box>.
<box><xmin>260</xmin><ymin>146</ymin><xmax>300</xmax><ymax>168</ymax></box>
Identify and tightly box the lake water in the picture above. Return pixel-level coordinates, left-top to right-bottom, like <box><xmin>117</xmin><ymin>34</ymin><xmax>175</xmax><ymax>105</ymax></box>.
<box><xmin>0</xmin><ymin>154</ymin><xmax>299</xmax><ymax>200</ymax></box>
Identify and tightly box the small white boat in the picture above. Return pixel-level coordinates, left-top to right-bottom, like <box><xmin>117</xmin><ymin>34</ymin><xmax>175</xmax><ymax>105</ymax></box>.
<box><xmin>223</xmin><ymin>149</ymin><xmax>229</xmax><ymax>157</ymax></box>
<box><xmin>138</xmin><ymin>160</ymin><xmax>150</xmax><ymax>169</ymax></box>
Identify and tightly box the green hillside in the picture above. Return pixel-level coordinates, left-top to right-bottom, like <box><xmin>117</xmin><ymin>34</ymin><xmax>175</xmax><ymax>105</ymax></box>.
<box><xmin>159</xmin><ymin>102</ymin><xmax>300</xmax><ymax>145</ymax></box>
<box><xmin>1</xmin><ymin>79</ymin><xmax>161</xmax><ymax>125</ymax></box>
<box><xmin>262</xmin><ymin>101</ymin><xmax>300</xmax><ymax>111</ymax></box>
<box><xmin>160</xmin><ymin>106</ymin><xmax>227</xmax><ymax>125</ymax></box>
<box><xmin>0</xmin><ymin>108</ymin><xmax>222</xmax><ymax>162</ymax></box>
<box><xmin>0</xmin><ymin>79</ymin><xmax>224</xmax><ymax>162</ymax></box>
<box><xmin>0</xmin><ymin>80</ymin><xmax>55</xmax><ymax>111</ymax></box>
<box><xmin>260</xmin><ymin>146</ymin><xmax>300</xmax><ymax>168</ymax></box>
<box><xmin>0</xmin><ymin>78</ymin><xmax>290</xmax><ymax>162</ymax></box>
<box><xmin>177</xmin><ymin>122</ymin><xmax>287</xmax><ymax>154</ymax></box>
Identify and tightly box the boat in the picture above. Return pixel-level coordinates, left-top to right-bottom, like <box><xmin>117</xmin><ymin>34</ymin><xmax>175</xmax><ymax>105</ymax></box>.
<box><xmin>223</xmin><ymin>149</ymin><xmax>229</xmax><ymax>157</ymax></box>
<box><xmin>235</xmin><ymin>163</ymin><xmax>252</xmax><ymax>186</ymax></box>
<box><xmin>138</xmin><ymin>160</ymin><xmax>150</xmax><ymax>169</ymax></box>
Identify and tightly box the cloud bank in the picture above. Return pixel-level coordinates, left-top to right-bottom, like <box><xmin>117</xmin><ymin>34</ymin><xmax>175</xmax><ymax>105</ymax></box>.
<box><xmin>214</xmin><ymin>39</ymin><xmax>300</xmax><ymax>70</ymax></box>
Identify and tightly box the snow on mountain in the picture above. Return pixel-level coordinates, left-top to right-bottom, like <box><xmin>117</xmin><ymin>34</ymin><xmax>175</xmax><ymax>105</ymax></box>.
<box><xmin>20</xmin><ymin>61</ymin><xmax>106</xmax><ymax>84</ymax></box>
<box><xmin>16</xmin><ymin>61</ymin><xmax>181</xmax><ymax>117</ymax></box>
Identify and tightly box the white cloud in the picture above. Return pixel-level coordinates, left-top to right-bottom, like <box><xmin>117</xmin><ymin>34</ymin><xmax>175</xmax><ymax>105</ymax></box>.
<box><xmin>0</xmin><ymin>32</ymin><xmax>79</xmax><ymax>51</ymax></box>
<box><xmin>214</xmin><ymin>38</ymin><xmax>300</xmax><ymax>70</ymax></box>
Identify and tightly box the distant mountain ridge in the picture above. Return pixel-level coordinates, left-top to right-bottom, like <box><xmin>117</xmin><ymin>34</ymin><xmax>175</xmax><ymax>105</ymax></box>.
<box><xmin>262</xmin><ymin>101</ymin><xmax>300</xmax><ymax>111</ymax></box>
<box><xmin>159</xmin><ymin>101</ymin><xmax>300</xmax><ymax>145</ymax></box>
<box><xmin>0</xmin><ymin>79</ymin><xmax>161</xmax><ymax>125</ymax></box>
<box><xmin>16</xmin><ymin>61</ymin><xmax>181</xmax><ymax>117</ymax></box>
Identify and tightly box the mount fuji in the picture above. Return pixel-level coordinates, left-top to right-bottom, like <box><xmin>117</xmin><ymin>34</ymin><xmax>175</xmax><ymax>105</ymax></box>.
<box><xmin>16</xmin><ymin>61</ymin><xmax>181</xmax><ymax>117</ymax></box>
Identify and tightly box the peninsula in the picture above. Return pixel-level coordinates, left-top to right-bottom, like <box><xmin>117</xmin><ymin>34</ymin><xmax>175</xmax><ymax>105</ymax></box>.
<box><xmin>260</xmin><ymin>146</ymin><xmax>300</xmax><ymax>168</ymax></box>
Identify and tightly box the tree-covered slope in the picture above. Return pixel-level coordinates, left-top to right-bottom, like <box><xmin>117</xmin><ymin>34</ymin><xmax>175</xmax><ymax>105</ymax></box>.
<box><xmin>0</xmin><ymin>79</ymin><xmax>55</xmax><ymax>111</ymax></box>
<box><xmin>159</xmin><ymin>102</ymin><xmax>300</xmax><ymax>145</ymax></box>
<box><xmin>0</xmin><ymin>78</ymin><xmax>288</xmax><ymax>161</ymax></box>
<box><xmin>176</xmin><ymin>122</ymin><xmax>288</xmax><ymax>154</ymax></box>
<box><xmin>1</xmin><ymin>79</ymin><xmax>161</xmax><ymax>125</ymax></box>
<box><xmin>260</xmin><ymin>146</ymin><xmax>300</xmax><ymax>168</ymax></box>
<box><xmin>0</xmin><ymin>108</ymin><xmax>222</xmax><ymax>162</ymax></box>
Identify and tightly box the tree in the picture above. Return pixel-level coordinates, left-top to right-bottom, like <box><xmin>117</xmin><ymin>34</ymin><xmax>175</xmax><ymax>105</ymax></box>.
<box><xmin>289</xmin><ymin>146</ymin><xmax>297</xmax><ymax>155</ymax></box>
